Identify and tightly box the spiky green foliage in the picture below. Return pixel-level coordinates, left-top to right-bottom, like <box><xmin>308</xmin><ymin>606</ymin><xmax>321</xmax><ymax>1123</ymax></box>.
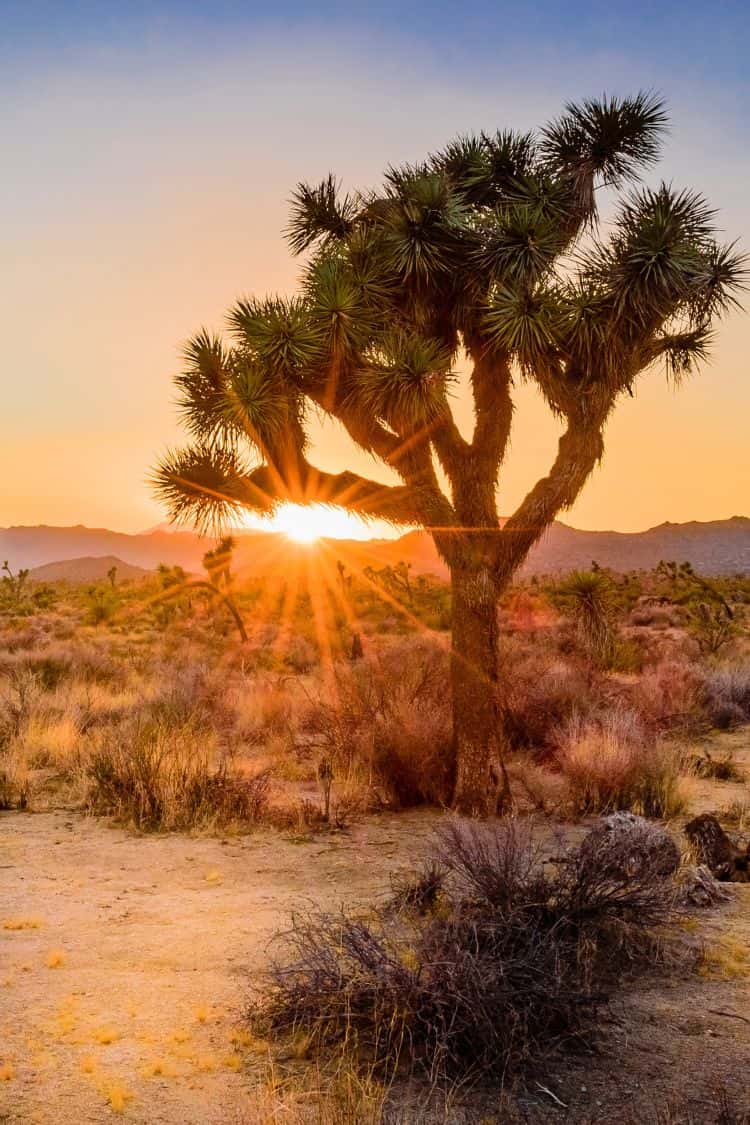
<box><xmin>155</xmin><ymin>93</ymin><xmax>744</xmax><ymax>563</ymax></box>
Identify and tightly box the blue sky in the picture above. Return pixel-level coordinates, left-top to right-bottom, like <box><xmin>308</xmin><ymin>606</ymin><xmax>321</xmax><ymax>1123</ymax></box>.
<box><xmin>1</xmin><ymin>1</ymin><xmax>748</xmax><ymax>532</ymax></box>
<box><xmin>4</xmin><ymin>1</ymin><xmax>748</xmax><ymax>80</ymax></box>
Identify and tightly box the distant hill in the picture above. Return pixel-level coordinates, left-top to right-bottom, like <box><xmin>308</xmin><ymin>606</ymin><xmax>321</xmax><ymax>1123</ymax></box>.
<box><xmin>27</xmin><ymin>555</ymin><xmax>150</xmax><ymax>584</ymax></box>
<box><xmin>2</xmin><ymin>517</ymin><xmax>749</xmax><ymax>580</ymax></box>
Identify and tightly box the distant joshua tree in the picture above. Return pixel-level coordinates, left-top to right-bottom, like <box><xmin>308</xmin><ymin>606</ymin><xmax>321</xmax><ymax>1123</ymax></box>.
<box><xmin>202</xmin><ymin>535</ymin><xmax>236</xmax><ymax>588</ymax></box>
<box><xmin>154</xmin><ymin>94</ymin><xmax>745</xmax><ymax>814</ymax></box>
<box><xmin>559</xmin><ymin>569</ymin><xmax>614</xmax><ymax>665</ymax></box>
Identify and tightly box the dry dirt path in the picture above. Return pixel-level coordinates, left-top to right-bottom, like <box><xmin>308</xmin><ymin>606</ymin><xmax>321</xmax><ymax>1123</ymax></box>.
<box><xmin>0</xmin><ymin>809</ymin><xmax>439</xmax><ymax>1124</ymax></box>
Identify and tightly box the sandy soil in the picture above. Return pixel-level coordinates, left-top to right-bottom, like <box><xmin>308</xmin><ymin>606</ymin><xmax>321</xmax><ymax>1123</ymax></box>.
<box><xmin>0</xmin><ymin>809</ymin><xmax>439</xmax><ymax>1124</ymax></box>
<box><xmin>2</xmin><ymin>730</ymin><xmax>750</xmax><ymax>1124</ymax></box>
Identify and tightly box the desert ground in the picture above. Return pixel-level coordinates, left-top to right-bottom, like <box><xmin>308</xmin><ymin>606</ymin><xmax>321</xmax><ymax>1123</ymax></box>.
<box><xmin>3</xmin><ymin>733</ymin><xmax>750</xmax><ymax>1123</ymax></box>
<box><xmin>2</xmin><ymin>562</ymin><xmax>750</xmax><ymax>1121</ymax></box>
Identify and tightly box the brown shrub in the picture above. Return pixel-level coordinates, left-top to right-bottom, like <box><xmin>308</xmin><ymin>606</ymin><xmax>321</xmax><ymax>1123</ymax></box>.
<box><xmin>371</xmin><ymin>693</ymin><xmax>452</xmax><ymax>806</ymax></box>
<box><xmin>83</xmin><ymin>721</ymin><xmax>269</xmax><ymax>830</ymax></box>
<box><xmin>249</xmin><ymin>818</ymin><xmax>689</xmax><ymax>1088</ymax></box>
<box><xmin>627</xmin><ymin>659</ymin><xmax>703</xmax><ymax>732</ymax></box>
<box><xmin>303</xmin><ymin>637</ymin><xmax>452</xmax><ymax>806</ymax></box>
<box><xmin>557</xmin><ymin>710</ymin><xmax>686</xmax><ymax>818</ymax></box>
<box><xmin>499</xmin><ymin>640</ymin><xmax>602</xmax><ymax>753</ymax></box>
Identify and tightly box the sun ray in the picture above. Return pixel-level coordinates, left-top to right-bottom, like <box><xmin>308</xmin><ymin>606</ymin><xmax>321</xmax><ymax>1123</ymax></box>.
<box><xmin>240</xmin><ymin>502</ymin><xmax>399</xmax><ymax>543</ymax></box>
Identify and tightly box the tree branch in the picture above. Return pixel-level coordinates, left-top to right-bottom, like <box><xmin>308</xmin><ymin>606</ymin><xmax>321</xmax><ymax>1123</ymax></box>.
<box><xmin>428</xmin><ymin>405</ymin><xmax>471</xmax><ymax>484</ymax></box>
<box><xmin>493</xmin><ymin>411</ymin><xmax>606</xmax><ymax>584</ymax></box>
<box><xmin>242</xmin><ymin>460</ymin><xmax>424</xmax><ymax>527</ymax></box>
<box><xmin>468</xmin><ymin>346</ymin><xmax>514</xmax><ymax>481</ymax></box>
<box><xmin>306</xmin><ymin>379</ymin><xmax>460</xmax><ymax>561</ymax></box>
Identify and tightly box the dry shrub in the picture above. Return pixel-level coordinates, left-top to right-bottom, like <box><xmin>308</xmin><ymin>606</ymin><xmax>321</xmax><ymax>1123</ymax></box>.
<box><xmin>304</xmin><ymin>638</ymin><xmax>452</xmax><ymax>806</ymax></box>
<box><xmin>0</xmin><ymin>668</ymin><xmax>40</xmax><ymax>748</ymax></box>
<box><xmin>20</xmin><ymin>713</ymin><xmax>80</xmax><ymax>768</ymax></box>
<box><xmin>371</xmin><ymin>694</ymin><xmax>452</xmax><ymax>807</ymax></box>
<box><xmin>230</xmin><ymin>677</ymin><xmax>298</xmax><ymax>746</ymax></box>
<box><xmin>141</xmin><ymin>661</ymin><xmax>225</xmax><ymax>730</ymax></box>
<box><xmin>239</xmin><ymin>1059</ymin><xmax>388</xmax><ymax>1125</ymax></box>
<box><xmin>627</xmin><ymin>659</ymin><xmax>702</xmax><ymax>731</ymax></box>
<box><xmin>84</xmin><ymin>721</ymin><xmax>269</xmax><ymax>830</ymax></box>
<box><xmin>701</xmin><ymin>664</ymin><xmax>750</xmax><ymax>729</ymax></box>
<box><xmin>0</xmin><ymin>749</ymin><xmax>29</xmax><ymax>810</ymax></box>
<box><xmin>249</xmin><ymin>818</ymin><xmax>687</xmax><ymax>1088</ymax></box>
<box><xmin>499</xmin><ymin>642</ymin><xmax>600</xmax><ymax>753</ymax></box>
<box><xmin>557</xmin><ymin>710</ymin><xmax>686</xmax><ymax>818</ymax></box>
<box><xmin>506</xmin><ymin>756</ymin><xmax>570</xmax><ymax>814</ymax></box>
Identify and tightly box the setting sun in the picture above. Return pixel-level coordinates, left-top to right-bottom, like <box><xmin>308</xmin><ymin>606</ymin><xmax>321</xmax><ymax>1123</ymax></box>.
<box><xmin>242</xmin><ymin>503</ymin><xmax>400</xmax><ymax>544</ymax></box>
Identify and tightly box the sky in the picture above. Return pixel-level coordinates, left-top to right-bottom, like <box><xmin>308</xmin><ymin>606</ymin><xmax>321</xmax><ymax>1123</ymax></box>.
<box><xmin>1</xmin><ymin>0</ymin><xmax>748</xmax><ymax>536</ymax></box>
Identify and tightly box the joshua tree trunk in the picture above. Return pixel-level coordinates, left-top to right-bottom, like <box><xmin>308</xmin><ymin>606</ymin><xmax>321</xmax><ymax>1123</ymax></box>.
<box><xmin>450</xmin><ymin>562</ymin><xmax>510</xmax><ymax>816</ymax></box>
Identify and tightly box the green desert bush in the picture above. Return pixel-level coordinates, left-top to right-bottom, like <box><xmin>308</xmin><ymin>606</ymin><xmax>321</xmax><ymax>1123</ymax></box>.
<box><xmin>248</xmin><ymin>818</ymin><xmax>686</xmax><ymax>1088</ymax></box>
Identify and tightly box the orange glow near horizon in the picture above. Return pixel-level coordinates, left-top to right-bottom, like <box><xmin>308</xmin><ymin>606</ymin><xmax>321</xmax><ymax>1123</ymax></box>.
<box><xmin>240</xmin><ymin>503</ymin><xmax>401</xmax><ymax>544</ymax></box>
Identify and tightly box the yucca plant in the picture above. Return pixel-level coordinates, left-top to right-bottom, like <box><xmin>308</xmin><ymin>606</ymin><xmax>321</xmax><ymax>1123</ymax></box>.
<box><xmin>153</xmin><ymin>94</ymin><xmax>745</xmax><ymax>814</ymax></box>
<box><xmin>559</xmin><ymin>569</ymin><xmax>615</xmax><ymax>664</ymax></box>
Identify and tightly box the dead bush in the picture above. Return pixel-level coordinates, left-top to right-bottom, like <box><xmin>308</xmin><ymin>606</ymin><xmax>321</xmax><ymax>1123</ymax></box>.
<box><xmin>557</xmin><ymin>711</ymin><xmax>686</xmax><ymax>818</ymax></box>
<box><xmin>627</xmin><ymin>660</ymin><xmax>702</xmax><ymax>731</ymax></box>
<box><xmin>84</xmin><ymin>721</ymin><xmax>269</xmax><ymax>830</ymax></box>
<box><xmin>304</xmin><ymin>638</ymin><xmax>452</xmax><ymax>805</ymax></box>
<box><xmin>701</xmin><ymin>664</ymin><xmax>750</xmax><ymax>729</ymax></box>
<box><xmin>691</xmin><ymin>748</ymin><xmax>744</xmax><ymax>782</ymax></box>
<box><xmin>248</xmin><ymin>818</ymin><xmax>688</xmax><ymax>1088</ymax></box>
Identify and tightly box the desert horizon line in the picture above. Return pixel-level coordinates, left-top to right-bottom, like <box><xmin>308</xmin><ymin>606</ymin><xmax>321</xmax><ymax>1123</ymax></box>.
<box><xmin>2</xmin><ymin>510</ymin><xmax>750</xmax><ymax>543</ymax></box>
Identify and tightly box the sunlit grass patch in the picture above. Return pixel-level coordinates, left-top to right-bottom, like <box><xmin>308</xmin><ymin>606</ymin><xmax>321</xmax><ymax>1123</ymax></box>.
<box><xmin>194</xmin><ymin>1053</ymin><xmax>217</xmax><ymax>1073</ymax></box>
<box><xmin>100</xmin><ymin>1078</ymin><xmax>133</xmax><ymax>1114</ymax></box>
<box><xmin>141</xmin><ymin>1057</ymin><xmax>177</xmax><ymax>1079</ymax></box>
<box><xmin>228</xmin><ymin>1026</ymin><xmax>267</xmax><ymax>1051</ymax></box>
<box><xmin>699</xmin><ymin>935</ymin><xmax>749</xmax><ymax>979</ymax></box>
<box><xmin>3</xmin><ymin>917</ymin><xmax>41</xmax><ymax>930</ymax></box>
<box><xmin>94</xmin><ymin>1027</ymin><xmax>119</xmax><ymax>1045</ymax></box>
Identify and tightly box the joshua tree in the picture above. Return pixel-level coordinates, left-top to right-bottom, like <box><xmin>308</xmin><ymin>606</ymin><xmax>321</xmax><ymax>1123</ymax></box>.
<box><xmin>559</xmin><ymin>569</ymin><xmax>614</xmax><ymax>665</ymax></box>
<box><xmin>154</xmin><ymin>94</ymin><xmax>744</xmax><ymax>814</ymax></box>
<box><xmin>202</xmin><ymin>535</ymin><xmax>236</xmax><ymax>588</ymax></box>
<box><xmin>1</xmin><ymin>561</ymin><xmax>30</xmax><ymax>610</ymax></box>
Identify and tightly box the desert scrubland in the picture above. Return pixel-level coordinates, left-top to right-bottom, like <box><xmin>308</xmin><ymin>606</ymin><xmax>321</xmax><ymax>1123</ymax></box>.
<box><xmin>1</xmin><ymin>559</ymin><xmax>750</xmax><ymax>1122</ymax></box>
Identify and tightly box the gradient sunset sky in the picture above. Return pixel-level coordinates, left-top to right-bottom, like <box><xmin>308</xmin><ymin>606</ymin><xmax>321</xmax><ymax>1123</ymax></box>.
<box><xmin>2</xmin><ymin>1</ymin><xmax>748</xmax><ymax>535</ymax></box>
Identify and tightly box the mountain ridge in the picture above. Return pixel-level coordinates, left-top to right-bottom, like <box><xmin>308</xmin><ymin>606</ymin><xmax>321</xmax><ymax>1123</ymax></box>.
<box><xmin>2</xmin><ymin>517</ymin><xmax>749</xmax><ymax>579</ymax></box>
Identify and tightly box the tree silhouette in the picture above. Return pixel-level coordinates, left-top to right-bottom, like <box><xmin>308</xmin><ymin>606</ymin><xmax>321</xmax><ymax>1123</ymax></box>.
<box><xmin>154</xmin><ymin>94</ymin><xmax>745</xmax><ymax>814</ymax></box>
<box><xmin>202</xmin><ymin>535</ymin><xmax>236</xmax><ymax>588</ymax></box>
